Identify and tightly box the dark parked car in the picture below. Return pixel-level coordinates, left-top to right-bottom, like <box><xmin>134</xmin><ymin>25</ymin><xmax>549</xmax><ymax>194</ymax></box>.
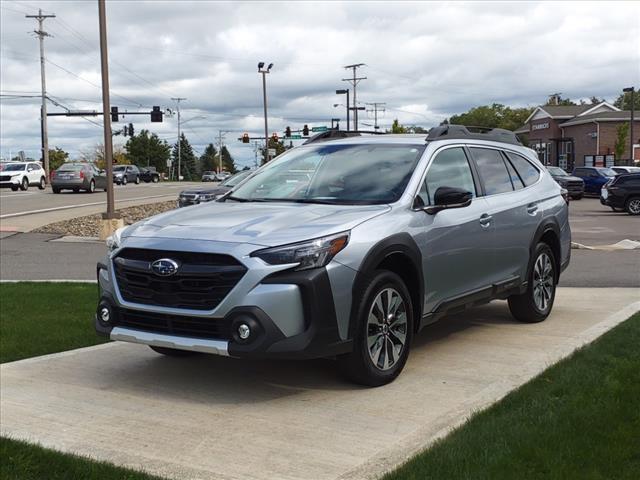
<box><xmin>140</xmin><ymin>167</ymin><xmax>160</xmax><ymax>183</ymax></box>
<box><xmin>611</xmin><ymin>166</ymin><xmax>640</xmax><ymax>175</ymax></box>
<box><xmin>571</xmin><ymin>167</ymin><xmax>616</xmax><ymax>195</ymax></box>
<box><xmin>547</xmin><ymin>166</ymin><xmax>584</xmax><ymax>199</ymax></box>
<box><xmin>51</xmin><ymin>163</ymin><xmax>107</xmax><ymax>193</ymax></box>
<box><xmin>600</xmin><ymin>173</ymin><xmax>640</xmax><ymax>215</ymax></box>
<box><xmin>113</xmin><ymin>165</ymin><xmax>140</xmax><ymax>185</ymax></box>
<box><xmin>178</xmin><ymin>170</ymin><xmax>253</xmax><ymax>207</ymax></box>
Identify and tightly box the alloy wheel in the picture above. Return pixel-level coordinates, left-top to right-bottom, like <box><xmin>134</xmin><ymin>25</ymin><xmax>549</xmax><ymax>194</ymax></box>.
<box><xmin>366</xmin><ymin>287</ymin><xmax>408</xmax><ymax>371</ymax></box>
<box><xmin>628</xmin><ymin>199</ymin><xmax>640</xmax><ymax>215</ymax></box>
<box><xmin>533</xmin><ymin>252</ymin><xmax>554</xmax><ymax>312</ymax></box>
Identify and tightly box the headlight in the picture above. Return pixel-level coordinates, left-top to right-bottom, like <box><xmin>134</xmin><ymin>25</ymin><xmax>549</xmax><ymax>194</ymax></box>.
<box><xmin>106</xmin><ymin>226</ymin><xmax>126</xmax><ymax>252</ymax></box>
<box><xmin>251</xmin><ymin>232</ymin><xmax>350</xmax><ymax>271</ymax></box>
<box><xmin>200</xmin><ymin>193</ymin><xmax>222</xmax><ymax>202</ymax></box>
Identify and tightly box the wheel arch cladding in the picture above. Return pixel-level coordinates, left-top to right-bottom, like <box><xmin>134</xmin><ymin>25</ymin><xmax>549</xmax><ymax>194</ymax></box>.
<box><xmin>533</xmin><ymin>220</ymin><xmax>561</xmax><ymax>282</ymax></box>
<box><xmin>351</xmin><ymin>233</ymin><xmax>423</xmax><ymax>335</ymax></box>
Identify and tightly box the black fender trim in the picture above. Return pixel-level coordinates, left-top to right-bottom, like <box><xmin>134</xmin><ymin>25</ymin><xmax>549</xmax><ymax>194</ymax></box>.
<box><xmin>349</xmin><ymin>233</ymin><xmax>424</xmax><ymax>337</ymax></box>
<box><xmin>530</xmin><ymin>218</ymin><xmax>562</xmax><ymax>281</ymax></box>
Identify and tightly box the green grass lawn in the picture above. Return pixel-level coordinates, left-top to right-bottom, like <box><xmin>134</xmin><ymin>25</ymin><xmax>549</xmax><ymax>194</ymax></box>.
<box><xmin>0</xmin><ymin>282</ymin><xmax>105</xmax><ymax>363</ymax></box>
<box><xmin>385</xmin><ymin>312</ymin><xmax>640</xmax><ymax>480</ymax></box>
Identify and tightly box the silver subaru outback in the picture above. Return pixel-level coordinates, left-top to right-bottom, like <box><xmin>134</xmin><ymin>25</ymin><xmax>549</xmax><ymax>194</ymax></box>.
<box><xmin>96</xmin><ymin>126</ymin><xmax>571</xmax><ymax>386</ymax></box>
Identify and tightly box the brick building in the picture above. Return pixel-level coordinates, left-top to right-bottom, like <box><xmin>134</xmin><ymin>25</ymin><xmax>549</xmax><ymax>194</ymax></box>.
<box><xmin>515</xmin><ymin>102</ymin><xmax>640</xmax><ymax>170</ymax></box>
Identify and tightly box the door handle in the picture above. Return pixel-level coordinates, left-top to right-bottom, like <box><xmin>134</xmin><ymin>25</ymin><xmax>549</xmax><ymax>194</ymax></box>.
<box><xmin>479</xmin><ymin>213</ymin><xmax>492</xmax><ymax>228</ymax></box>
<box><xmin>527</xmin><ymin>203</ymin><xmax>539</xmax><ymax>215</ymax></box>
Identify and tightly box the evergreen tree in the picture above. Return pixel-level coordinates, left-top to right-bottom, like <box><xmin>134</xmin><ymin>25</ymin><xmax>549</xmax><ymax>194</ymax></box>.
<box><xmin>199</xmin><ymin>143</ymin><xmax>218</xmax><ymax>172</ymax></box>
<box><xmin>125</xmin><ymin>129</ymin><xmax>171</xmax><ymax>174</ymax></box>
<box><xmin>613</xmin><ymin>90</ymin><xmax>640</xmax><ymax>110</ymax></box>
<box><xmin>171</xmin><ymin>133</ymin><xmax>197</xmax><ymax>180</ymax></box>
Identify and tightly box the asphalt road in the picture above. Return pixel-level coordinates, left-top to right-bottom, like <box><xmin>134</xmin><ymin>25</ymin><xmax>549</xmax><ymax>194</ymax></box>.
<box><xmin>0</xmin><ymin>197</ymin><xmax>638</xmax><ymax>285</ymax></box>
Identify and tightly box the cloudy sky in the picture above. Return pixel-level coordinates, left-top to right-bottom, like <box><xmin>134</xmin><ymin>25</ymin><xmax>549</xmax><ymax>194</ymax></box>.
<box><xmin>1</xmin><ymin>0</ymin><xmax>639</xmax><ymax>168</ymax></box>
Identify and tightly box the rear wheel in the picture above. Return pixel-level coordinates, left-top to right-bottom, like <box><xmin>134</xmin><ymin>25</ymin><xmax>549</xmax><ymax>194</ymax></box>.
<box><xmin>149</xmin><ymin>346</ymin><xmax>199</xmax><ymax>357</ymax></box>
<box><xmin>135</xmin><ymin>175</ymin><xmax>140</xmax><ymax>184</ymax></box>
<box><xmin>508</xmin><ymin>243</ymin><xmax>556</xmax><ymax>323</ymax></box>
<box><xmin>626</xmin><ymin>197</ymin><xmax>640</xmax><ymax>215</ymax></box>
<box><xmin>339</xmin><ymin>270</ymin><xmax>413</xmax><ymax>386</ymax></box>
<box><xmin>152</xmin><ymin>175</ymin><xmax>159</xmax><ymax>183</ymax></box>
<box><xmin>73</xmin><ymin>187</ymin><xmax>79</xmax><ymax>193</ymax></box>
<box><xmin>38</xmin><ymin>177</ymin><xmax>46</xmax><ymax>190</ymax></box>
<box><xmin>122</xmin><ymin>176</ymin><xmax>127</xmax><ymax>185</ymax></box>
<box><xmin>20</xmin><ymin>177</ymin><xmax>28</xmax><ymax>191</ymax></box>
<box><xmin>87</xmin><ymin>179</ymin><xmax>95</xmax><ymax>193</ymax></box>
<box><xmin>52</xmin><ymin>187</ymin><xmax>61</xmax><ymax>194</ymax></box>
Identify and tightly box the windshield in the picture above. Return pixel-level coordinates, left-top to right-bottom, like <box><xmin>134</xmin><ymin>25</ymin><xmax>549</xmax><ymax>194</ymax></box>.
<box><xmin>221</xmin><ymin>170</ymin><xmax>251</xmax><ymax>187</ymax></box>
<box><xmin>229</xmin><ymin>143</ymin><xmax>425</xmax><ymax>205</ymax></box>
<box><xmin>3</xmin><ymin>163</ymin><xmax>26</xmax><ymax>171</ymax></box>
<box><xmin>600</xmin><ymin>168</ymin><xmax>617</xmax><ymax>177</ymax></box>
<box><xmin>113</xmin><ymin>166</ymin><xmax>126</xmax><ymax>172</ymax></box>
<box><xmin>547</xmin><ymin>167</ymin><xmax>567</xmax><ymax>176</ymax></box>
<box><xmin>58</xmin><ymin>164</ymin><xmax>84</xmax><ymax>172</ymax></box>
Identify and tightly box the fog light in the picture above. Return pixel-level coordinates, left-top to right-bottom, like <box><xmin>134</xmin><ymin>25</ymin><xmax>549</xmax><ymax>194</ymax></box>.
<box><xmin>100</xmin><ymin>306</ymin><xmax>110</xmax><ymax>323</ymax></box>
<box><xmin>237</xmin><ymin>323</ymin><xmax>251</xmax><ymax>340</ymax></box>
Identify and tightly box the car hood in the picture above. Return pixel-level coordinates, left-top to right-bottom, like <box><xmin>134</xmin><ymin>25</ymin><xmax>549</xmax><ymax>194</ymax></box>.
<box><xmin>180</xmin><ymin>186</ymin><xmax>230</xmax><ymax>195</ymax></box>
<box><xmin>125</xmin><ymin>201</ymin><xmax>390</xmax><ymax>246</ymax></box>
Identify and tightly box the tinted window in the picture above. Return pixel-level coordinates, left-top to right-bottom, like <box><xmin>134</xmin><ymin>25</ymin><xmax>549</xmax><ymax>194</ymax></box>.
<box><xmin>503</xmin><ymin>155</ymin><xmax>524</xmax><ymax>189</ymax></box>
<box><xmin>573</xmin><ymin>168</ymin><xmax>590</xmax><ymax>177</ymax></box>
<box><xmin>419</xmin><ymin>148</ymin><xmax>476</xmax><ymax>205</ymax></box>
<box><xmin>505</xmin><ymin>152</ymin><xmax>539</xmax><ymax>186</ymax></box>
<box><xmin>58</xmin><ymin>164</ymin><xmax>83</xmax><ymax>172</ymax></box>
<box><xmin>470</xmin><ymin>148</ymin><xmax>513</xmax><ymax>195</ymax></box>
<box><xmin>3</xmin><ymin>164</ymin><xmax>26</xmax><ymax>171</ymax></box>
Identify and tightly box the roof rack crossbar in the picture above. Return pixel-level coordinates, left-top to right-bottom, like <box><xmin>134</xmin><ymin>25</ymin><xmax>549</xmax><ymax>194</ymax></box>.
<box><xmin>426</xmin><ymin>125</ymin><xmax>522</xmax><ymax>146</ymax></box>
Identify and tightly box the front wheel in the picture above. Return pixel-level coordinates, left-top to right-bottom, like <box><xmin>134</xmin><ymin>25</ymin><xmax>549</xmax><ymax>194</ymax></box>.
<box><xmin>508</xmin><ymin>243</ymin><xmax>556</xmax><ymax>323</ymax></box>
<box><xmin>152</xmin><ymin>175</ymin><xmax>159</xmax><ymax>183</ymax></box>
<box><xmin>626</xmin><ymin>197</ymin><xmax>640</xmax><ymax>215</ymax></box>
<box><xmin>38</xmin><ymin>177</ymin><xmax>46</xmax><ymax>190</ymax></box>
<box><xmin>11</xmin><ymin>185</ymin><xmax>19</xmax><ymax>191</ymax></box>
<box><xmin>20</xmin><ymin>177</ymin><xmax>28</xmax><ymax>191</ymax></box>
<box><xmin>149</xmin><ymin>346</ymin><xmax>198</xmax><ymax>357</ymax></box>
<box><xmin>339</xmin><ymin>270</ymin><xmax>413</xmax><ymax>387</ymax></box>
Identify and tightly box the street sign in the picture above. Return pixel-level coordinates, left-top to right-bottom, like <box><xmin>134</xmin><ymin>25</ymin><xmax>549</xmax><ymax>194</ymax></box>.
<box><xmin>311</xmin><ymin>126</ymin><xmax>328</xmax><ymax>132</ymax></box>
<box><xmin>289</xmin><ymin>134</ymin><xmax>302</xmax><ymax>139</ymax></box>
<box><xmin>268</xmin><ymin>148</ymin><xmax>277</xmax><ymax>156</ymax></box>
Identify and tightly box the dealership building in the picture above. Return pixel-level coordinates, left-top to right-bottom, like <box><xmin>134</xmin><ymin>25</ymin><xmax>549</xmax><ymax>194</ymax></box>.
<box><xmin>515</xmin><ymin>102</ymin><xmax>640</xmax><ymax>170</ymax></box>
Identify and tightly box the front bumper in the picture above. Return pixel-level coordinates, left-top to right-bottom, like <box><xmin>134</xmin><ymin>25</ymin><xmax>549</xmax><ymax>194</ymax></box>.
<box><xmin>0</xmin><ymin>176</ymin><xmax>21</xmax><ymax>187</ymax></box>
<box><xmin>95</xmin><ymin>245</ymin><xmax>352</xmax><ymax>359</ymax></box>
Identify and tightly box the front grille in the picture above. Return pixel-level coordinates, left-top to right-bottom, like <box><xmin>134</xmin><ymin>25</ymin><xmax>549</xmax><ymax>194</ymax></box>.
<box><xmin>113</xmin><ymin>248</ymin><xmax>247</xmax><ymax>310</ymax></box>
<box><xmin>567</xmin><ymin>180</ymin><xmax>583</xmax><ymax>188</ymax></box>
<box><xmin>0</xmin><ymin>175</ymin><xmax>12</xmax><ymax>182</ymax></box>
<box><xmin>116</xmin><ymin>308</ymin><xmax>230</xmax><ymax>340</ymax></box>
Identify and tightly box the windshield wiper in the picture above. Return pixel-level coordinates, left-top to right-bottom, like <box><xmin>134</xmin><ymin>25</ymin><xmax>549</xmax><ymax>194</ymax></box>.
<box><xmin>249</xmin><ymin>197</ymin><xmax>347</xmax><ymax>205</ymax></box>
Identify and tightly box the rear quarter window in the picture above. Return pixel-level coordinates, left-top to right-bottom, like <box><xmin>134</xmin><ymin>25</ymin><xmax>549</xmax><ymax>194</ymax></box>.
<box><xmin>505</xmin><ymin>152</ymin><xmax>540</xmax><ymax>187</ymax></box>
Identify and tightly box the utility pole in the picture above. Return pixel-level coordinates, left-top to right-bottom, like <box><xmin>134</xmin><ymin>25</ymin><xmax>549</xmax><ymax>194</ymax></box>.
<box><xmin>623</xmin><ymin>87</ymin><xmax>635</xmax><ymax>165</ymax></box>
<box><xmin>335</xmin><ymin>89</ymin><xmax>350</xmax><ymax>131</ymax></box>
<box><xmin>258</xmin><ymin>62</ymin><xmax>273</xmax><ymax>164</ymax></box>
<box><xmin>217</xmin><ymin>130</ymin><xmax>231</xmax><ymax>174</ymax></box>
<box><xmin>366</xmin><ymin>102</ymin><xmax>386</xmax><ymax>130</ymax></box>
<box><xmin>171</xmin><ymin>97</ymin><xmax>186</xmax><ymax>180</ymax></box>
<box><xmin>26</xmin><ymin>9</ymin><xmax>55</xmax><ymax>182</ymax></box>
<box><xmin>342</xmin><ymin>64</ymin><xmax>366</xmax><ymax>131</ymax></box>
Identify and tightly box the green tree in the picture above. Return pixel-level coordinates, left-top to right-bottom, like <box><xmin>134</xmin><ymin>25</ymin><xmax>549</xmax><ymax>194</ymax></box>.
<box><xmin>48</xmin><ymin>147</ymin><xmax>69</xmax><ymax>171</ymax></box>
<box><xmin>199</xmin><ymin>143</ymin><xmax>218</xmax><ymax>172</ymax></box>
<box><xmin>446</xmin><ymin>104</ymin><xmax>534</xmax><ymax>131</ymax></box>
<box><xmin>613</xmin><ymin>90</ymin><xmax>640</xmax><ymax>110</ymax></box>
<box><xmin>390</xmin><ymin>119</ymin><xmax>407</xmax><ymax>133</ymax></box>
<box><xmin>171</xmin><ymin>133</ymin><xmax>197</xmax><ymax>180</ymax></box>
<box><xmin>259</xmin><ymin>137</ymin><xmax>287</xmax><ymax>164</ymax></box>
<box><xmin>614</xmin><ymin>123</ymin><xmax>629</xmax><ymax>163</ymax></box>
<box><xmin>125</xmin><ymin>130</ymin><xmax>171</xmax><ymax>174</ymax></box>
<box><xmin>220</xmin><ymin>146</ymin><xmax>237</xmax><ymax>173</ymax></box>
<box><xmin>545</xmin><ymin>96</ymin><xmax>576</xmax><ymax>106</ymax></box>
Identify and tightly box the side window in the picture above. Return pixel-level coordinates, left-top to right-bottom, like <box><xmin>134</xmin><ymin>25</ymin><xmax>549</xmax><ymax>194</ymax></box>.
<box><xmin>469</xmin><ymin>147</ymin><xmax>513</xmax><ymax>195</ymax></box>
<box><xmin>505</xmin><ymin>152</ymin><xmax>539</xmax><ymax>187</ymax></box>
<box><xmin>502</xmin><ymin>154</ymin><xmax>524</xmax><ymax>190</ymax></box>
<box><xmin>421</xmin><ymin>147</ymin><xmax>476</xmax><ymax>206</ymax></box>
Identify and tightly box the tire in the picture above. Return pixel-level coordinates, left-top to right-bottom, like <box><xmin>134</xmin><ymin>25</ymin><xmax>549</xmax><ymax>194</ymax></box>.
<box><xmin>122</xmin><ymin>176</ymin><xmax>127</xmax><ymax>185</ymax></box>
<box><xmin>52</xmin><ymin>187</ymin><xmax>61</xmax><ymax>194</ymax></box>
<box><xmin>11</xmin><ymin>185</ymin><xmax>19</xmax><ymax>191</ymax></box>
<box><xmin>87</xmin><ymin>179</ymin><xmax>95</xmax><ymax>193</ymax></box>
<box><xmin>626</xmin><ymin>197</ymin><xmax>640</xmax><ymax>215</ymax></box>
<box><xmin>20</xmin><ymin>177</ymin><xmax>28</xmax><ymax>191</ymax></box>
<box><xmin>508</xmin><ymin>243</ymin><xmax>556</xmax><ymax>323</ymax></box>
<box><xmin>135</xmin><ymin>175</ymin><xmax>140</xmax><ymax>185</ymax></box>
<box><xmin>571</xmin><ymin>194</ymin><xmax>582</xmax><ymax>200</ymax></box>
<box><xmin>38</xmin><ymin>177</ymin><xmax>46</xmax><ymax>190</ymax></box>
<box><xmin>152</xmin><ymin>175</ymin><xmax>159</xmax><ymax>183</ymax></box>
<box><xmin>339</xmin><ymin>270</ymin><xmax>414</xmax><ymax>387</ymax></box>
<box><xmin>73</xmin><ymin>187</ymin><xmax>79</xmax><ymax>193</ymax></box>
<box><xmin>149</xmin><ymin>346</ymin><xmax>198</xmax><ymax>357</ymax></box>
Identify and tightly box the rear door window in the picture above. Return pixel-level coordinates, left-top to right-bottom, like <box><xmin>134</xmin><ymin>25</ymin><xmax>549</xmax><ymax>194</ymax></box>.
<box><xmin>469</xmin><ymin>147</ymin><xmax>513</xmax><ymax>195</ymax></box>
<box><xmin>505</xmin><ymin>152</ymin><xmax>540</xmax><ymax>186</ymax></box>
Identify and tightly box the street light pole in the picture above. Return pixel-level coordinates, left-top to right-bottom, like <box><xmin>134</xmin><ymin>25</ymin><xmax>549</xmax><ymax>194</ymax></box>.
<box><xmin>171</xmin><ymin>97</ymin><xmax>186</xmax><ymax>180</ymax></box>
<box><xmin>623</xmin><ymin>87</ymin><xmax>635</xmax><ymax>165</ymax></box>
<box><xmin>258</xmin><ymin>62</ymin><xmax>273</xmax><ymax>164</ymax></box>
<box><xmin>336</xmin><ymin>89</ymin><xmax>350</xmax><ymax>131</ymax></box>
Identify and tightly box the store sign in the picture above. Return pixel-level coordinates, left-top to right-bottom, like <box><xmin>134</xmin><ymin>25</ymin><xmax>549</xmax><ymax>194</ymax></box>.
<box><xmin>532</xmin><ymin>122</ymin><xmax>549</xmax><ymax>131</ymax></box>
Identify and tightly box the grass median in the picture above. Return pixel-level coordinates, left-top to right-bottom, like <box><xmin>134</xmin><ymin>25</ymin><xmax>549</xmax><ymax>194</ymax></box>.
<box><xmin>385</xmin><ymin>312</ymin><xmax>640</xmax><ymax>480</ymax></box>
<box><xmin>0</xmin><ymin>282</ymin><xmax>105</xmax><ymax>363</ymax></box>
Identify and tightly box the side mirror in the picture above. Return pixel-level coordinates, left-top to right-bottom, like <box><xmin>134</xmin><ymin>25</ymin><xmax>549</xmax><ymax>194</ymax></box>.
<box><xmin>421</xmin><ymin>186</ymin><xmax>473</xmax><ymax>215</ymax></box>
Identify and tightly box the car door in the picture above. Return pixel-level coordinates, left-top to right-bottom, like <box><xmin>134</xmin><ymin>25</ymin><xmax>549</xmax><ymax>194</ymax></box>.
<box><xmin>92</xmin><ymin>165</ymin><xmax>107</xmax><ymax>189</ymax></box>
<box><xmin>414</xmin><ymin>146</ymin><xmax>493</xmax><ymax>312</ymax></box>
<box><xmin>27</xmin><ymin>163</ymin><xmax>40</xmax><ymax>184</ymax></box>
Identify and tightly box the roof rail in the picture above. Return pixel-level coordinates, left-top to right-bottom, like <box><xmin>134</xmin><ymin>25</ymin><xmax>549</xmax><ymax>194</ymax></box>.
<box><xmin>426</xmin><ymin>125</ymin><xmax>522</xmax><ymax>146</ymax></box>
<box><xmin>302</xmin><ymin>129</ymin><xmax>385</xmax><ymax>145</ymax></box>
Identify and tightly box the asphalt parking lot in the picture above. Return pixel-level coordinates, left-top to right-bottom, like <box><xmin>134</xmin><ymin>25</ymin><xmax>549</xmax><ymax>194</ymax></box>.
<box><xmin>2</xmin><ymin>288</ymin><xmax>638</xmax><ymax>480</ymax></box>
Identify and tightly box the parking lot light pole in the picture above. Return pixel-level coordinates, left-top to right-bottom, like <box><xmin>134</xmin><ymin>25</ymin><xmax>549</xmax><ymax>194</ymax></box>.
<box><xmin>623</xmin><ymin>87</ymin><xmax>635</xmax><ymax>165</ymax></box>
<box><xmin>335</xmin><ymin>89</ymin><xmax>350</xmax><ymax>131</ymax></box>
<box><xmin>258</xmin><ymin>62</ymin><xmax>273</xmax><ymax>164</ymax></box>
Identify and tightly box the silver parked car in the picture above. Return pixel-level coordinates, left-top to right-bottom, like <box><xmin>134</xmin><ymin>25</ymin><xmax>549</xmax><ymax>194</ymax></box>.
<box><xmin>96</xmin><ymin>126</ymin><xmax>571</xmax><ymax>386</ymax></box>
<box><xmin>51</xmin><ymin>163</ymin><xmax>107</xmax><ymax>193</ymax></box>
<box><xmin>113</xmin><ymin>165</ymin><xmax>140</xmax><ymax>185</ymax></box>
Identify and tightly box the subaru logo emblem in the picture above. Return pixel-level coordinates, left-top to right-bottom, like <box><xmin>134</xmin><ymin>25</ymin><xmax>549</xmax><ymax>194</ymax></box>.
<box><xmin>151</xmin><ymin>258</ymin><xmax>179</xmax><ymax>276</ymax></box>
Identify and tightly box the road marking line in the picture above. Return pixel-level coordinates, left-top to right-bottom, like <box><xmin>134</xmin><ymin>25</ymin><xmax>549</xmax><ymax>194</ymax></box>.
<box><xmin>0</xmin><ymin>194</ymin><xmax>175</xmax><ymax>219</ymax></box>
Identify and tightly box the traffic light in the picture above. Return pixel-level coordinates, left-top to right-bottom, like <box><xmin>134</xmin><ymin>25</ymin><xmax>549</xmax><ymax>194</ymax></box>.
<box><xmin>285</xmin><ymin>126</ymin><xmax>291</xmax><ymax>138</ymax></box>
<box><xmin>111</xmin><ymin>106</ymin><xmax>119</xmax><ymax>122</ymax></box>
<box><xmin>242</xmin><ymin>133</ymin><xmax>250</xmax><ymax>143</ymax></box>
<box><xmin>122</xmin><ymin>125</ymin><xmax>128</xmax><ymax>136</ymax></box>
<box><xmin>271</xmin><ymin>132</ymin><xmax>279</xmax><ymax>143</ymax></box>
<box><xmin>128</xmin><ymin>123</ymin><xmax>134</xmax><ymax>137</ymax></box>
<box><xmin>150</xmin><ymin>106</ymin><xmax>163</xmax><ymax>122</ymax></box>
<box><xmin>303</xmin><ymin>124</ymin><xmax>309</xmax><ymax>136</ymax></box>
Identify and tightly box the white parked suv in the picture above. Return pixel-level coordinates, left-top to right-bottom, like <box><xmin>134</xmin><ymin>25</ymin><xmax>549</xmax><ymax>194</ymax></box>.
<box><xmin>0</xmin><ymin>162</ymin><xmax>46</xmax><ymax>191</ymax></box>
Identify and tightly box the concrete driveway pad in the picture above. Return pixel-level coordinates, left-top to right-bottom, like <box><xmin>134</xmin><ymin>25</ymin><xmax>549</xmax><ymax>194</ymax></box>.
<box><xmin>2</xmin><ymin>287</ymin><xmax>639</xmax><ymax>480</ymax></box>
